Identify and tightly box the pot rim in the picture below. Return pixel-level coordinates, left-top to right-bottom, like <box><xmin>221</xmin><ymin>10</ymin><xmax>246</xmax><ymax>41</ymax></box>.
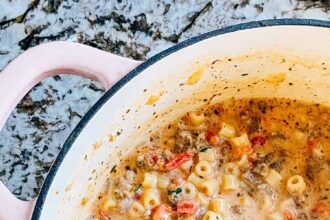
<box><xmin>32</xmin><ymin>18</ymin><xmax>330</xmax><ymax>219</ymax></box>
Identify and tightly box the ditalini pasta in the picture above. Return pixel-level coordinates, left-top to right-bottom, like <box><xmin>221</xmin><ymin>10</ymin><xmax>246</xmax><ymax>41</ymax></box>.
<box><xmin>221</xmin><ymin>174</ymin><xmax>239</xmax><ymax>191</ymax></box>
<box><xmin>218</xmin><ymin>122</ymin><xmax>236</xmax><ymax>139</ymax></box>
<box><xmin>286</xmin><ymin>175</ymin><xmax>306</xmax><ymax>195</ymax></box>
<box><xmin>94</xmin><ymin>98</ymin><xmax>330</xmax><ymax>220</ymax></box>
<box><xmin>239</xmin><ymin>194</ymin><xmax>254</xmax><ymax>207</ymax></box>
<box><xmin>230</xmin><ymin>133</ymin><xmax>251</xmax><ymax>148</ymax></box>
<box><xmin>180</xmin><ymin>159</ymin><xmax>193</xmax><ymax>173</ymax></box>
<box><xmin>198</xmin><ymin>148</ymin><xmax>216</xmax><ymax>162</ymax></box>
<box><xmin>141</xmin><ymin>189</ymin><xmax>160</xmax><ymax>209</ymax></box>
<box><xmin>142</xmin><ymin>172</ymin><xmax>158</xmax><ymax>188</ymax></box>
<box><xmin>259</xmin><ymin>194</ymin><xmax>273</xmax><ymax>210</ymax></box>
<box><xmin>209</xmin><ymin>198</ymin><xmax>227</xmax><ymax>214</ymax></box>
<box><xmin>199</xmin><ymin>178</ymin><xmax>219</xmax><ymax>196</ymax></box>
<box><xmin>188</xmin><ymin>172</ymin><xmax>203</xmax><ymax>186</ymax></box>
<box><xmin>197</xmin><ymin>192</ymin><xmax>209</xmax><ymax>207</ymax></box>
<box><xmin>236</xmin><ymin>153</ymin><xmax>249</xmax><ymax>170</ymax></box>
<box><xmin>182</xmin><ymin>182</ymin><xmax>197</xmax><ymax>199</ymax></box>
<box><xmin>202</xmin><ymin>211</ymin><xmax>223</xmax><ymax>220</ymax></box>
<box><xmin>128</xmin><ymin>201</ymin><xmax>145</xmax><ymax>217</ymax></box>
<box><xmin>195</xmin><ymin>161</ymin><xmax>213</xmax><ymax>177</ymax></box>
<box><xmin>157</xmin><ymin>174</ymin><xmax>170</xmax><ymax>189</ymax></box>
<box><xmin>223</xmin><ymin>162</ymin><xmax>240</xmax><ymax>175</ymax></box>
<box><xmin>264</xmin><ymin>169</ymin><xmax>283</xmax><ymax>187</ymax></box>
<box><xmin>188</xmin><ymin>111</ymin><xmax>205</xmax><ymax>127</ymax></box>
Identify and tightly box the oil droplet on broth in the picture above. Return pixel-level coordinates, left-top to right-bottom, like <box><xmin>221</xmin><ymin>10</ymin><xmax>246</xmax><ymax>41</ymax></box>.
<box><xmin>108</xmin><ymin>134</ymin><xmax>115</xmax><ymax>142</ymax></box>
<box><xmin>93</xmin><ymin>139</ymin><xmax>104</xmax><ymax>150</ymax></box>
<box><xmin>81</xmin><ymin>197</ymin><xmax>88</xmax><ymax>206</ymax></box>
<box><xmin>187</xmin><ymin>67</ymin><xmax>204</xmax><ymax>85</ymax></box>
<box><xmin>145</xmin><ymin>91</ymin><xmax>164</xmax><ymax>105</ymax></box>
<box><xmin>265</xmin><ymin>72</ymin><xmax>286</xmax><ymax>85</ymax></box>
<box><xmin>145</xmin><ymin>95</ymin><xmax>159</xmax><ymax>105</ymax></box>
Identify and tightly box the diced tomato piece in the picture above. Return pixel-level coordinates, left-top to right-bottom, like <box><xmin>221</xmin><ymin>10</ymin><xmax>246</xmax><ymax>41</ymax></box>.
<box><xmin>312</xmin><ymin>202</ymin><xmax>329</xmax><ymax>216</ymax></box>
<box><xmin>134</xmin><ymin>190</ymin><xmax>142</xmax><ymax>200</ymax></box>
<box><xmin>206</xmin><ymin>130</ymin><xmax>216</xmax><ymax>142</ymax></box>
<box><xmin>152</xmin><ymin>155</ymin><xmax>159</xmax><ymax>164</ymax></box>
<box><xmin>133</xmin><ymin>184</ymin><xmax>143</xmax><ymax>199</ymax></box>
<box><xmin>244</xmin><ymin>145</ymin><xmax>253</xmax><ymax>153</ymax></box>
<box><xmin>209</xmin><ymin>135</ymin><xmax>219</xmax><ymax>145</ymax></box>
<box><xmin>307</xmin><ymin>138</ymin><xmax>317</xmax><ymax>154</ymax></box>
<box><xmin>206</xmin><ymin>130</ymin><xmax>226</xmax><ymax>147</ymax></box>
<box><xmin>251</xmin><ymin>135</ymin><xmax>266</xmax><ymax>147</ymax></box>
<box><xmin>282</xmin><ymin>209</ymin><xmax>295</xmax><ymax>220</ymax></box>
<box><xmin>152</xmin><ymin>204</ymin><xmax>173</xmax><ymax>220</ymax></box>
<box><xmin>177</xmin><ymin>199</ymin><xmax>200</xmax><ymax>216</ymax></box>
<box><xmin>232</xmin><ymin>145</ymin><xmax>253</xmax><ymax>160</ymax></box>
<box><xmin>165</xmin><ymin>152</ymin><xmax>193</xmax><ymax>171</ymax></box>
<box><xmin>133</xmin><ymin>193</ymin><xmax>141</xmax><ymax>200</ymax></box>
<box><xmin>150</xmin><ymin>150</ymin><xmax>160</xmax><ymax>164</ymax></box>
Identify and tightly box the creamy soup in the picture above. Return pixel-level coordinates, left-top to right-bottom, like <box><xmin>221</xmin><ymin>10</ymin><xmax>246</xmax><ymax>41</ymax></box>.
<box><xmin>93</xmin><ymin>98</ymin><xmax>330</xmax><ymax>220</ymax></box>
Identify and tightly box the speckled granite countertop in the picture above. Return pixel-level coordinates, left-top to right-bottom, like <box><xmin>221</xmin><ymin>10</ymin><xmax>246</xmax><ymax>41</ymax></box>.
<box><xmin>0</xmin><ymin>0</ymin><xmax>329</xmax><ymax>200</ymax></box>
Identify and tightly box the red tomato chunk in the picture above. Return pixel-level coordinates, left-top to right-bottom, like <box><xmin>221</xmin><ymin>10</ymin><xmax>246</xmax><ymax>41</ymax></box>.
<box><xmin>165</xmin><ymin>152</ymin><xmax>193</xmax><ymax>171</ymax></box>
<box><xmin>251</xmin><ymin>135</ymin><xmax>266</xmax><ymax>147</ymax></box>
<box><xmin>177</xmin><ymin>199</ymin><xmax>200</xmax><ymax>216</ymax></box>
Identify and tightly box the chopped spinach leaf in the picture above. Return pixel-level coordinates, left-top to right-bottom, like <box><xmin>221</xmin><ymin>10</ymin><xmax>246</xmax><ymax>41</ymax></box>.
<box><xmin>168</xmin><ymin>187</ymin><xmax>182</xmax><ymax>195</ymax></box>
<box><xmin>134</xmin><ymin>184</ymin><xmax>142</xmax><ymax>192</ymax></box>
<box><xmin>175</xmin><ymin>187</ymin><xmax>182</xmax><ymax>194</ymax></box>
<box><xmin>200</xmin><ymin>147</ymin><xmax>209</xmax><ymax>152</ymax></box>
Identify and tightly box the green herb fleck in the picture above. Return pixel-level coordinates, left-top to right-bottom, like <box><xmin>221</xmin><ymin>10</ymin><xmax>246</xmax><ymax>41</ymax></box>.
<box><xmin>200</xmin><ymin>147</ymin><xmax>208</xmax><ymax>152</ymax></box>
<box><xmin>175</xmin><ymin>187</ymin><xmax>182</xmax><ymax>194</ymax></box>
<box><xmin>134</xmin><ymin>184</ymin><xmax>142</xmax><ymax>192</ymax></box>
<box><xmin>168</xmin><ymin>187</ymin><xmax>182</xmax><ymax>195</ymax></box>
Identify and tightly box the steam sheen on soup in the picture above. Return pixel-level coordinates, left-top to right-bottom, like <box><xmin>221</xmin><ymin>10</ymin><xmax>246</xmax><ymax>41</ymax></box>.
<box><xmin>94</xmin><ymin>98</ymin><xmax>330</xmax><ymax>220</ymax></box>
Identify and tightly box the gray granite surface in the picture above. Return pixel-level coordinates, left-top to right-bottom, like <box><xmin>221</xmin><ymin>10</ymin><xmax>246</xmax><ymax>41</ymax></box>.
<box><xmin>0</xmin><ymin>0</ymin><xmax>329</xmax><ymax>200</ymax></box>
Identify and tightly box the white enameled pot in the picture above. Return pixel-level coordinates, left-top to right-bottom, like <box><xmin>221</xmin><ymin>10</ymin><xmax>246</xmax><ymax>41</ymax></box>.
<box><xmin>0</xmin><ymin>19</ymin><xmax>329</xmax><ymax>220</ymax></box>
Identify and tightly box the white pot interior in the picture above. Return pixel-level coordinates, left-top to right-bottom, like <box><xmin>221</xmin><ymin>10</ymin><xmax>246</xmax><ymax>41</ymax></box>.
<box><xmin>37</xmin><ymin>25</ymin><xmax>330</xmax><ymax>219</ymax></box>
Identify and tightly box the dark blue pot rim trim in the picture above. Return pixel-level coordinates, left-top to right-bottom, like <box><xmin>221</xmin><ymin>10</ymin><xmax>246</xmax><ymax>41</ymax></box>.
<box><xmin>32</xmin><ymin>18</ymin><xmax>330</xmax><ymax>219</ymax></box>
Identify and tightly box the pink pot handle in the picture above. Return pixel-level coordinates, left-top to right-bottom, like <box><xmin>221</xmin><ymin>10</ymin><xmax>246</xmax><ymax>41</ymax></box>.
<box><xmin>0</xmin><ymin>41</ymin><xmax>141</xmax><ymax>220</ymax></box>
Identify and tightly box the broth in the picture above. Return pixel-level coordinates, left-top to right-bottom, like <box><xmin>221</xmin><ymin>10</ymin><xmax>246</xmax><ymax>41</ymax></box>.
<box><xmin>93</xmin><ymin>98</ymin><xmax>330</xmax><ymax>220</ymax></box>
